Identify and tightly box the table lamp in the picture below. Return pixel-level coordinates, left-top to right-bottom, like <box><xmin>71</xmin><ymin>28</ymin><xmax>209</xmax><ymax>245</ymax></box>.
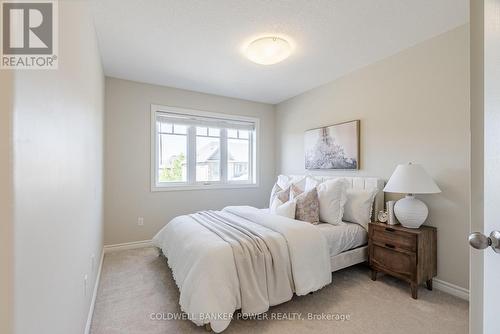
<box><xmin>383</xmin><ymin>163</ymin><xmax>441</xmax><ymax>228</ymax></box>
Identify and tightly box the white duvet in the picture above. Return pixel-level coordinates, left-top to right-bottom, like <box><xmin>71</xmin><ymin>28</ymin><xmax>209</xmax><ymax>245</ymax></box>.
<box><xmin>152</xmin><ymin>205</ymin><xmax>331</xmax><ymax>333</ymax></box>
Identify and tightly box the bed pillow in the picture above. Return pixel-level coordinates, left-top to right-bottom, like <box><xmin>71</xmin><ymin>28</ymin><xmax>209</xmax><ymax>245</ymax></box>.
<box><xmin>342</xmin><ymin>188</ymin><xmax>378</xmax><ymax>230</ymax></box>
<box><xmin>270</xmin><ymin>197</ymin><xmax>296</xmax><ymax>219</ymax></box>
<box><xmin>276</xmin><ymin>174</ymin><xmax>292</xmax><ymax>189</ymax></box>
<box><xmin>270</xmin><ymin>175</ymin><xmax>305</xmax><ymax>206</ymax></box>
<box><xmin>275</xmin><ymin>174</ymin><xmax>307</xmax><ymax>189</ymax></box>
<box><xmin>304</xmin><ymin>176</ymin><xmax>320</xmax><ymax>192</ymax></box>
<box><xmin>289</xmin><ymin>183</ymin><xmax>302</xmax><ymax>200</ymax></box>
<box><xmin>317</xmin><ymin>178</ymin><xmax>349</xmax><ymax>225</ymax></box>
<box><xmin>290</xmin><ymin>185</ymin><xmax>320</xmax><ymax>224</ymax></box>
<box><xmin>269</xmin><ymin>184</ymin><xmax>291</xmax><ymax>208</ymax></box>
<box><xmin>289</xmin><ymin>176</ymin><xmax>307</xmax><ymax>192</ymax></box>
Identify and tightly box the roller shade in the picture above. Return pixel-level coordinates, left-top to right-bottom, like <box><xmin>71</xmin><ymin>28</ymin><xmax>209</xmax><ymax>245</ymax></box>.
<box><xmin>156</xmin><ymin>111</ymin><xmax>255</xmax><ymax>131</ymax></box>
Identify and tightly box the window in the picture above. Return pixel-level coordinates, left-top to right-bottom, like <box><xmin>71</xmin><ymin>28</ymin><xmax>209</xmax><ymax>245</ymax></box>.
<box><xmin>227</xmin><ymin>129</ymin><xmax>250</xmax><ymax>182</ymax></box>
<box><xmin>196</xmin><ymin>127</ymin><xmax>221</xmax><ymax>182</ymax></box>
<box><xmin>151</xmin><ymin>105</ymin><xmax>258</xmax><ymax>191</ymax></box>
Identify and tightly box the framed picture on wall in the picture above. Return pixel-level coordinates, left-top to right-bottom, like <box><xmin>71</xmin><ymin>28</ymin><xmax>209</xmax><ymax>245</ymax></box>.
<box><xmin>304</xmin><ymin>120</ymin><xmax>360</xmax><ymax>170</ymax></box>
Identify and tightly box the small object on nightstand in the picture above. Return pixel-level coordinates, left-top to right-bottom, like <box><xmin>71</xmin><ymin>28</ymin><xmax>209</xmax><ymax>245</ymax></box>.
<box><xmin>368</xmin><ymin>222</ymin><xmax>437</xmax><ymax>299</ymax></box>
<box><xmin>377</xmin><ymin>211</ymin><xmax>388</xmax><ymax>223</ymax></box>
<box><xmin>386</xmin><ymin>201</ymin><xmax>398</xmax><ymax>225</ymax></box>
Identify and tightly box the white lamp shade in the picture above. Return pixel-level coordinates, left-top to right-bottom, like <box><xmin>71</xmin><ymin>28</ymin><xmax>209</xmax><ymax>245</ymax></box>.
<box><xmin>384</xmin><ymin>163</ymin><xmax>441</xmax><ymax>194</ymax></box>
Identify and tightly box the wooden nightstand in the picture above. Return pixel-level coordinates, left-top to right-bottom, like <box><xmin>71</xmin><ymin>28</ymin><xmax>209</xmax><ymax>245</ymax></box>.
<box><xmin>368</xmin><ymin>222</ymin><xmax>437</xmax><ymax>299</ymax></box>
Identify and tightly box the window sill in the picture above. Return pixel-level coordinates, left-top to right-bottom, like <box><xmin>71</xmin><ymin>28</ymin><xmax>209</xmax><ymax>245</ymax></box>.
<box><xmin>151</xmin><ymin>183</ymin><xmax>259</xmax><ymax>192</ymax></box>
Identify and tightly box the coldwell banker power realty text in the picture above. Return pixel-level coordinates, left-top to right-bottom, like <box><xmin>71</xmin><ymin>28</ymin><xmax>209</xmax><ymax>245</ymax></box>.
<box><xmin>1</xmin><ymin>0</ymin><xmax>58</xmax><ymax>69</ymax></box>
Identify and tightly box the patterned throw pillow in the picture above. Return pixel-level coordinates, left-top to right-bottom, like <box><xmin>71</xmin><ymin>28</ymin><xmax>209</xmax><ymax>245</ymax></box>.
<box><xmin>289</xmin><ymin>184</ymin><xmax>303</xmax><ymax>200</ymax></box>
<box><xmin>291</xmin><ymin>186</ymin><xmax>320</xmax><ymax>224</ymax></box>
<box><xmin>269</xmin><ymin>184</ymin><xmax>291</xmax><ymax>208</ymax></box>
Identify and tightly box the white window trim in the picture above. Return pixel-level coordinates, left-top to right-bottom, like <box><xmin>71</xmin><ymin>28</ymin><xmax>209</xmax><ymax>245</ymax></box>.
<box><xmin>150</xmin><ymin>104</ymin><xmax>260</xmax><ymax>192</ymax></box>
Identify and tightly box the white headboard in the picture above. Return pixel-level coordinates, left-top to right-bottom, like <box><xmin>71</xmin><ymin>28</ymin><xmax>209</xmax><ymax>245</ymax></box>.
<box><xmin>288</xmin><ymin>175</ymin><xmax>386</xmax><ymax>221</ymax></box>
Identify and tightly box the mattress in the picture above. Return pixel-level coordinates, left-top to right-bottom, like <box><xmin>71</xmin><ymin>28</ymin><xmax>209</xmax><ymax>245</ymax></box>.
<box><xmin>315</xmin><ymin>222</ymin><xmax>367</xmax><ymax>257</ymax></box>
<box><xmin>259</xmin><ymin>208</ymin><xmax>367</xmax><ymax>257</ymax></box>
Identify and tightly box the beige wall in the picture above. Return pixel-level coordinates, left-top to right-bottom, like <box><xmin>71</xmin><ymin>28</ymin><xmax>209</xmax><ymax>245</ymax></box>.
<box><xmin>0</xmin><ymin>71</ymin><xmax>14</xmax><ymax>334</ymax></box>
<box><xmin>275</xmin><ymin>25</ymin><xmax>470</xmax><ymax>289</ymax></box>
<box><xmin>104</xmin><ymin>78</ymin><xmax>275</xmax><ymax>245</ymax></box>
<box><xmin>12</xmin><ymin>1</ymin><xmax>104</xmax><ymax>333</ymax></box>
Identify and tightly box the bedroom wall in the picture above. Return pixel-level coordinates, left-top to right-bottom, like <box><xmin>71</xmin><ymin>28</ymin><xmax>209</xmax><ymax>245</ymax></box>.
<box><xmin>104</xmin><ymin>78</ymin><xmax>275</xmax><ymax>245</ymax></box>
<box><xmin>275</xmin><ymin>25</ymin><xmax>470</xmax><ymax>290</ymax></box>
<box><xmin>12</xmin><ymin>1</ymin><xmax>104</xmax><ymax>334</ymax></box>
<box><xmin>0</xmin><ymin>71</ymin><xmax>14</xmax><ymax>334</ymax></box>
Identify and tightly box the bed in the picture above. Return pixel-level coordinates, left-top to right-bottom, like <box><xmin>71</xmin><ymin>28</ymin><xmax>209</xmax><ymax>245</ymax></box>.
<box><xmin>152</xmin><ymin>176</ymin><xmax>384</xmax><ymax>332</ymax></box>
<box><xmin>268</xmin><ymin>175</ymin><xmax>384</xmax><ymax>272</ymax></box>
<box><xmin>313</xmin><ymin>176</ymin><xmax>384</xmax><ymax>271</ymax></box>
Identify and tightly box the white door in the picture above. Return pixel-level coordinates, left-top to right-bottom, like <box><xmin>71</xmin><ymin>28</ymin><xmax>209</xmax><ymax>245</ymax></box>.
<box><xmin>470</xmin><ymin>1</ymin><xmax>500</xmax><ymax>333</ymax></box>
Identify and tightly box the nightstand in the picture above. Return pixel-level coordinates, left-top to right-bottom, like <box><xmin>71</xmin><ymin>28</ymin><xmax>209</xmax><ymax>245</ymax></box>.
<box><xmin>368</xmin><ymin>222</ymin><xmax>437</xmax><ymax>299</ymax></box>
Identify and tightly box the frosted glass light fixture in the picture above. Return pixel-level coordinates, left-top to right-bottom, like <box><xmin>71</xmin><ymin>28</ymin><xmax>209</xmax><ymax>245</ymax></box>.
<box><xmin>244</xmin><ymin>36</ymin><xmax>292</xmax><ymax>65</ymax></box>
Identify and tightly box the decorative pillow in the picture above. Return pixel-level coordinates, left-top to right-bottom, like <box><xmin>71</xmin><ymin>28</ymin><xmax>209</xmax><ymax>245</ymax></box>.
<box><xmin>289</xmin><ymin>183</ymin><xmax>304</xmax><ymax>200</ymax></box>
<box><xmin>292</xmin><ymin>187</ymin><xmax>320</xmax><ymax>224</ymax></box>
<box><xmin>304</xmin><ymin>176</ymin><xmax>320</xmax><ymax>192</ymax></box>
<box><xmin>269</xmin><ymin>184</ymin><xmax>290</xmax><ymax>208</ymax></box>
<box><xmin>270</xmin><ymin>197</ymin><xmax>296</xmax><ymax>219</ymax></box>
<box><xmin>342</xmin><ymin>188</ymin><xmax>378</xmax><ymax>230</ymax></box>
<box><xmin>317</xmin><ymin>178</ymin><xmax>349</xmax><ymax>225</ymax></box>
<box><xmin>276</xmin><ymin>174</ymin><xmax>292</xmax><ymax>189</ymax></box>
<box><xmin>274</xmin><ymin>174</ymin><xmax>303</xmax><ymax>188</ymax></box>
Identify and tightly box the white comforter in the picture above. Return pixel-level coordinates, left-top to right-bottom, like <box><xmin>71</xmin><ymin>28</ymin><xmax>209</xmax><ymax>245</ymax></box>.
<box><xmin>152</xmin><ymin>206</ymin><xmax>331</xmax><ymax>333</ymax></box>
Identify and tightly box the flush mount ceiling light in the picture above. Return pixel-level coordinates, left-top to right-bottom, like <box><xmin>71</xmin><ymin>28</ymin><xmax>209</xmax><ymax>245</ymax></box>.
<box><xmin>244</xmin><ymin>36</ymin><xmax>292</xmax><ymax>65</ymax></box>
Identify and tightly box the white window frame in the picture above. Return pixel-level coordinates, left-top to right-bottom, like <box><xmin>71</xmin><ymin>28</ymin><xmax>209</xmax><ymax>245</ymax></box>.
<box><xmin>150</xmin><ymin>104</ymin><xmax>260</xmax><ymax>192</ymax></box>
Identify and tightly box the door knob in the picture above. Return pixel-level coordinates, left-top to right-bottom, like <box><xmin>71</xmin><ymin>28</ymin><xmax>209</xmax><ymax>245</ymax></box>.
<box><xmin>469</xmin><ymin>231</ymin><xmax>500</xmax><ymax>253</ymax></box>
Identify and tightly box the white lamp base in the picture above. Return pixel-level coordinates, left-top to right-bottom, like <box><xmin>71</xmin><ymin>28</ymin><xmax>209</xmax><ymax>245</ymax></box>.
<box><xmin>394</xmin><ymin>194</ymin><xmax>428</xmax><ymax>229</ymax></box>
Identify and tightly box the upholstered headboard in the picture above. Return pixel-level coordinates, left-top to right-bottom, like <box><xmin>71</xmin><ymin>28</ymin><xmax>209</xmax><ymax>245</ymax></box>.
<box><xmin>288</xmin><ymin>175</ymin><xmax>385</xmax><ymax>221</ymax></box>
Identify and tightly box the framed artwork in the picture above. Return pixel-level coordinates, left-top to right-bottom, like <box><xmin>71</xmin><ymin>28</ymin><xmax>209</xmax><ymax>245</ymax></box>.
<box><xmin>304</xmin><ymin>120</ymin><xmax>360</xmax><ymax>170</ymax></box>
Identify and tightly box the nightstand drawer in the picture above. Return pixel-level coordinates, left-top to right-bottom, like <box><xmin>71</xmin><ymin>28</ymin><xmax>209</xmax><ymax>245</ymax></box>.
<box><xmin>370</xmin><ymin>244</ymin><xmax>416</xmax><ymax>280</ymax></box>
<box><xmin>372</xmin><ymin>225</ymin><xmax>416</xmax><ymax>252</ymax></box>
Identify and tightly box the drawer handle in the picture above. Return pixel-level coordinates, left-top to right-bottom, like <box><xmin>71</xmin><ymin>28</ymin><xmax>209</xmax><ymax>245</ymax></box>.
<box><xmin>385</xmin><ymin>227</ymin><xmax>395</xmax><ymax>232</ymax></box>
<box><xmin>385</xmin><ymin>243</ymin><xmax>396</xmax><ymax>249</ymax></box>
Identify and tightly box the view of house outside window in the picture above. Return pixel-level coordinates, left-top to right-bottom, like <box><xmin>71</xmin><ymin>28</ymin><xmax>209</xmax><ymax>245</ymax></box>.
<box><xmin>196</xmin><ymin>127</ymin><xmax>221</xmax><ymax>182</ymax></box>
<box><xmin>227</xmin><ymin>129</ymin><xmax>250</xmax><ymax>181</ymax></box>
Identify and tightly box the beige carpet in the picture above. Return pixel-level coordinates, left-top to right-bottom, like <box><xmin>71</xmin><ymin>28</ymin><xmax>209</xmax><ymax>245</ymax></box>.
<box><xmin>90</xmin><ymin>247</ymin><xmax>468</xmax><ymax>334</ymax></box>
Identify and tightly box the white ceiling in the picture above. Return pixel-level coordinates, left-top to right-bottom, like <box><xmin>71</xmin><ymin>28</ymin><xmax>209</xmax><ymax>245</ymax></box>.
<box><xmin>91</xmin><ymin>0</ymin><xmax>468</xmax><ymax>104</ymax></box>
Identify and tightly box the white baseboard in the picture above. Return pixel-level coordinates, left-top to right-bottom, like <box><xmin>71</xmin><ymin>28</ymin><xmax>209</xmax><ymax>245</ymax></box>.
<box><xmin>103</xmin><ymin>240</ymin><xmax>153</xmax><ymax>253</ymax></box>
<box><xmin>84</xmin><ymin>250</ymin><xmax>104</xmax><ymax>334</ymax></box>
<box><xmin>433</xmin><ymin>278</ymin><xmax>469</xmax><ymax>301</ymax></box>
